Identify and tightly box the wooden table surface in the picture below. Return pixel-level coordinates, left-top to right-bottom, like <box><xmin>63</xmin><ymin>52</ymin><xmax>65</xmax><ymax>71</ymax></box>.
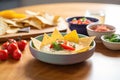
<box><xmin>0</xmin><ymin>3</ymin><xmax>120</xmax><ymax>80</ymax></box>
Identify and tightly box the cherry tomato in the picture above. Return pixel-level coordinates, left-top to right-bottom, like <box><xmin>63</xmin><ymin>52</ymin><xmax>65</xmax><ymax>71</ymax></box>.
<box><xmin>12</xmin><ymin>49</ymin><xmax>22</xmax><ymax>60</ymax></box>
<box><xmin>8</xmin><ymin>39</ymin><xmax>17</xmax><ymax>43</ymax></box>
<box><xmin>1</xmin><ymin>41</ymin><xmax>10</xmax><ymax>49</ymax></box>
<box><xmin>77</xmin><ymin>20</ymin><xmax>82</xmax><ymax>24</ymax></box>
<box><xmin>82</xmin><ymin>20</ymin><xmax>91</xmax><ymax>24</ymax></box>
<box><xmin>17</xmin><ymin>40</ymin><xmax>27</xmax><ymax>51</ymax></box>
<box><xmin>0</xmin><ymin>49</ymin><xmax>8</xmax><ymax>60</ymax></box>
<box><xmin>7</xmin><ymin>42</ymin><xmax>18</xmax><ymax>55</ymax></box>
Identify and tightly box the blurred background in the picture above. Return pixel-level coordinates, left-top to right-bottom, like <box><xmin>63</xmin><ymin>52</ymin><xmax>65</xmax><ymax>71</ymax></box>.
<box><xmin>0</xmin><ymin>0</ymin><xmax>120</xmax><ymax>10</ymax></box>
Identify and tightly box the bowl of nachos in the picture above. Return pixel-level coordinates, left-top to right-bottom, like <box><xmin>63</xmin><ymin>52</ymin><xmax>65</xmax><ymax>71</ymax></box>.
<box><xmin>29</xmin><ymin>29</ymin><xmax>96</xmax><ymax>65</ymax></box>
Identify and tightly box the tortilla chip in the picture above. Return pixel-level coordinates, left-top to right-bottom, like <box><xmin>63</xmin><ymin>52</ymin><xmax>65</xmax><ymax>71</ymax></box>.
<box><xmin>64</xmin><ymin>30</ymin><xmax>79</xmax><ymax>43</ymax></box>
<box><xmin>6</xmin><ymin>28</ymin><xmax>20</xmax><ymax>34</ymax></box>
<box><xmin>35</xmin><ymin>16</ymin><xmax>53</xmax><ymax>25</ymax></box>
<box><xmin>23</xmin><ymin>18</ymin><xmax>42</xmax><ymax>29</ymax></box>
<box><xmin>43</xmin><ymin>13</ymin><xmax>54</xmax><ymax>21</ymax></box>
<box><xmin>31</xmin><ymin>37</ymin><xmax>41</xmax><ymax>50</ymax></box>
<box><xmin>73</xmin><ymin>46</ymin><xmax>90</xmax><ymax>53</ymax></box>
<box><xmin>3</xmin><ymin>18</ymin><xmax>21</xmax><ymax>27</ymax></box>
<box><xmin>25</xmin><ymin>10</ymin><xmax>40</xmax><ymax>16</ymax></box>
<box><xmin>51</xmin><ymin>28</ymin><xmax>64</xmax><ymax>42</ymax></box>
<box><xmin>0</xmin><ymin>18</ymin><xmax>9</xmax><ymax>35</ymax></box>
<box><xmin>79</xmin><ymin>36</ymin><xmax>95</xmax><ymax>47</ymax></box>
<box><xmin>73</xmin><ymin>36</ymin><xmax>95</xmax><ymax>53</ymax></box>
<box><xmin>53</xmin><ymin>16</ymin><xmax>60</xmax><ymax>24</ymax></box>
<box><xmin>40</xmin><ymin>33</ymin><xmax>51</xmax><ymax>47</ymax></box>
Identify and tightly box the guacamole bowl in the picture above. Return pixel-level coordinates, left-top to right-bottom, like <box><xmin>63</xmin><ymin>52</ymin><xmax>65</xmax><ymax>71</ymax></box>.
<box><xmin>29</xmin><ymin>33</ymin><xmax>96</xmax><ymax>65</ymax></box>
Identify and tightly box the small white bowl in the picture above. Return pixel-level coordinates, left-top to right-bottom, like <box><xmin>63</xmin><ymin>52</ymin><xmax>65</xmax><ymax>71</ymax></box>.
<box><xmin>101</xmin><ymin>35</ymin><xmax>120</xmax><ymax>50</ymax></box>
<box><xmin>87</xmin><ymin>23</ymin><xmax>116</xmax><ymax>42</ymax></box>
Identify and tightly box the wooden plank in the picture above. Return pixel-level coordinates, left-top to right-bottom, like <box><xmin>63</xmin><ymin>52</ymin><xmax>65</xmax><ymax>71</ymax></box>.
<box><xmin>0</xmin><ymin>26</ymin><xmax>67</xmax><ymax>42</ymax></box>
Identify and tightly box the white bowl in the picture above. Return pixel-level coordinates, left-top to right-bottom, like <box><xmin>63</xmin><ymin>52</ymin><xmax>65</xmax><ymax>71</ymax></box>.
<box><xmin>87</xmin><ymin>23</ymin><xmax>116</xmax><ymax>42</ymax></box>
<box><xmin>101</xmin><ymin>35</ymin><xmax>120</xmax><ymax>50</ymax></box>
<box><xmin>29</xmin><ymin>33</ymin><xmax>96</xmax><ymax>65</ymax></box>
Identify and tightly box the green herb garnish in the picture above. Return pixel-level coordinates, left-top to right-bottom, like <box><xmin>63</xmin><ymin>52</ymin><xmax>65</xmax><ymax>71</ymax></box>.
<box><xmin>80</xmin><ymin>17</ymin><xmax>87</xmax><ymax>22</ymax></box>
<box><xmin>52</xmin><ymin>42</ymin><xmax>63</xmax><ymax>51</ymax></box>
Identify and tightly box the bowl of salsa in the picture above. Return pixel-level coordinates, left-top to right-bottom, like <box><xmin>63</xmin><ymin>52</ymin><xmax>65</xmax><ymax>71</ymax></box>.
<box><xmin>66</xmin><ymin>16</ymin><xmax>99</xmax><ymax>35</ymax></box>
<box><xmin>87</xmin><ymin>23</ymin><xmax>116</xmax><ymax>42</ymax></box>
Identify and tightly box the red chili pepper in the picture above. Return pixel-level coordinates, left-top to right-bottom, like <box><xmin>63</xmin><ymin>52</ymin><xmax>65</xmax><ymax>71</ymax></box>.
<box><xmin>60</xmin><ymin>44</ymin><xmax>75</xmax><ymax>51</ymax></box>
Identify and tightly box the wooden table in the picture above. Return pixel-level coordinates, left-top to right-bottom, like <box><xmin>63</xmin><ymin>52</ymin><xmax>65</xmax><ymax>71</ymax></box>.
<box><xmin>0</xmin><ymin>3</ymin><xmax>120</xmax><ymax>80</ymax></box>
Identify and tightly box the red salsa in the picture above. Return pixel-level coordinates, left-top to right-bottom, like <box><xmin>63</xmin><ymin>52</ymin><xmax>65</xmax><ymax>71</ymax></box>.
<box><xmin>70</xmin><ymin>17</ymin><xmax>92</xmax><ymax>25</ymax></box>
<box><xmin>91</xmin><ymin>25</ymin><xmax>111</xmax><ymax>32</ymax></box>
